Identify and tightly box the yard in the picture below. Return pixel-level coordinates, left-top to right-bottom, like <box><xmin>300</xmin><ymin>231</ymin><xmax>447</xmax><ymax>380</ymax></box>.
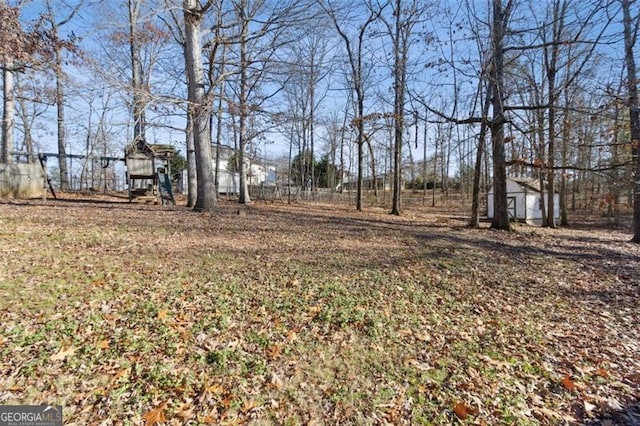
<box><xmin>0</xmin><ymin>195</ymin><xmax>638</xmax><ymax>425</ymax></box>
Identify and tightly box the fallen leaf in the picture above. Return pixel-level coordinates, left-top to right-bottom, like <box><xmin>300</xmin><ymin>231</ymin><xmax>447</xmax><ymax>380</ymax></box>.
<box><xmin>221</xmin><ymin>394</ymin><xmax>234</xmax><ymax>409</ymax></box>
<box><xmin>402</xmin><ymin>357</ymin><xmax>418</xmax><ymax>367</ymax></box>
<box><xmin>206</xmin><ymin>383</ymin><xmax>225</xmax><ymax>394</ymax></box>
<box><xmin>454</xmin><ymin>401</ymin><xmax>475</xmax><ymax>420</ymax></box>
<box><xmin>266</xmin><ymin>344</ymin><xmax>282</xmax><ymax>360</ymax></box>
<box><xmin>242</xmin><ymin>400</ymin><xmax>258</xmax><ymax>413</ymax></box>
<box><xmin>96</xmin><ymin>339</ymin><xmax>110</xmax><ymax>349</ymax></box>
<box><xmin>562</xmin><ymin>375</ymin><xmax>576</xmax><ymax>391</ymax></box>
<box><xmin>175</xmin><ymin>402</ymin><xmax>194</xmax><ymax>421</ymax></box>
<box><xmin>584</xmin><ymin>400</ymin><xmax>596</xmax><ymax>413</ymax></box>
<box><xmin>595</xmin><ymin>368</ymin><xmax>609</xmax><ymax>379</ymax></box>
<box><xmin>268</xmin><ymin>372</ymin><xmax>283</xmax><ymax>390</ymax></box>
<box><xmin>203</xmin><ymin>415</ymin><xmax>217</xmax><ymax>424</ymax></box>
<box><xmin>91</xmin><ymin>279</ymin><xmax>106</xmax><ymax>287</ymax></box>
<box><xmin>533</xmin><ymin>407</ymin><xmax>563</xmax><ymax>421</ymax></box>
<box><xmin>143</xmin><ymin>401</ymin><xmax>167</xmax><ymax>426</ymax></box>
<box><xmin>157</xmin><ymin>309</ymin><xmax>169</xmax><ymax>320</ymax></box>
<box><xmin>50</xmin><ymin>346</ymin><xmax>76</xmax><ymax>361</ymax></box>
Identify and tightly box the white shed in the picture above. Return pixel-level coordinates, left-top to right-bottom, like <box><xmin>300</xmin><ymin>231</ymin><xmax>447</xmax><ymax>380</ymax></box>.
<box><xmin>487</xmin><ymin>178</ymin><xmax>560</xmax><ymax>225</ymax></box>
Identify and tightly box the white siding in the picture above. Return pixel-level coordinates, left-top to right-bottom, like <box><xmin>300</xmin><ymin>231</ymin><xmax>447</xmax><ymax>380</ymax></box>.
<box><xmin>487</xmin><ymin>178</ymin><xmax>560</xmax><ymax>224</ymax></box>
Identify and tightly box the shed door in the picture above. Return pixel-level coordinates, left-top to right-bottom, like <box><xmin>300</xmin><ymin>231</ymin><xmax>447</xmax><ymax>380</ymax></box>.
<box><xmin>507</xmin><ymin>196</ymin><xmax>516</xmax><ymax>220</ymax></box>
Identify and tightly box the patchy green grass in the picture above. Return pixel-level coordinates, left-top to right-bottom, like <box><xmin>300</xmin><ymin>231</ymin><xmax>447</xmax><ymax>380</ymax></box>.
<box><xmin>0</xmin><ymin>196</ymin><xmax>639</xmax><ymax>425</ymax></box>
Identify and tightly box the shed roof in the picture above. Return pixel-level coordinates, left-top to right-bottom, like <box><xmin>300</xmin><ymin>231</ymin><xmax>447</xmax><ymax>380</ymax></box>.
<box><xmin>488</xmin><ymin>177</ymin><xmax>559</xmax><ymax>195</ymax></box>
<box><xmin>511</xmin><ymin>178</ymin><xmax>542</xmax><ymax>192</ymax></box>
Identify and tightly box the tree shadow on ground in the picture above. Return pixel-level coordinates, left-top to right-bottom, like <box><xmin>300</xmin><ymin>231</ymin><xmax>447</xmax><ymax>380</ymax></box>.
<box><xmin>585</xmin><ymin>402</ymin><xmax>640</xmax><ymax>425</ymax></box>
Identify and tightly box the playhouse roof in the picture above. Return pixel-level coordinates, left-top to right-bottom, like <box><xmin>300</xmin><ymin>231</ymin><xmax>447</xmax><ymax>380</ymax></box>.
<box><xmin>125</xmin><ymin>139</ymin><xmax>176</xmax><ymax>159</ymax></box>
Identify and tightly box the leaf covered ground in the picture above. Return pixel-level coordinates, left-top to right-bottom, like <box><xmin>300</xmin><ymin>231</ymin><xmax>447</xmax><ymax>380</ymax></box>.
<box><xmin>0</xmin><ymin>195</ymin><xmax>639</xmax><ymax>425</ymax></box>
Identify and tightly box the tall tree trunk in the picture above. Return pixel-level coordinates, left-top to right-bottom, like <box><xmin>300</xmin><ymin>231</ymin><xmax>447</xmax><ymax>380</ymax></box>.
<box><xmin>391</xmin><ymin>0</ymin><xmax>404</xmax><ymax>215</ymax></box>
<box><xmin>214</xmin><ymin>80</ymin><xmax>225</xmax><ymax>194</ymax></box>
<box><xmin>16</xmin><ymin>88</ymin><xmax>34</xmax><ymax>163</ymax></box>
<box><xmin>366</xmin><ymin>138</ymin><xmax>378</xmax><ymax>199</ymax></box>
<box><xmin>432</xmin><ymin>130</ymin><xmax>437</xmax><ymax>207</ymax></box>
<box><xmin>184</xmin><ymin>0</ymin><xmax>216</xmax><ymax>212</ymax></box>
<box><xmin>422</xmin><ymin>109</ymin><xmax>428</xmax><ymax>204</ymax></box>
<box><xmin>129</xmin><ymin>0</ymin><xmax>146</xmax><ymax>141</ymax></box>
<box><xmin>356</xmin><ymin>91</ymin><xmax>364</xmax><ymax>211</ymax></box>
<box><xmin>489</xmin><ymin>0</ymin><xmax>512</xmax><ymax>231</ymax></box>
<box><xmin>238</xmin><ymin>5</ymin><xmax>251</xmax><ymax>204</ymax></box>
<box><xmin>288</xmin><ymin>120</ymin><xmax>294</xmax><ymax>203</ymax></box>
<box><xmin>309</xmin><ymin>58</ymin><xmax>316</xmax><ymax>193</ymax></box>
<box><xmin>560</xmin><ymin>96</ymin><xmax>570</xmax><ymax>226</ymax></box>
<box><xmin>544</xmin><ymin>1</ymin><xmax>566</xmax><ymax>229</ymax></box>
<box><xmin>622</xmin><ymin>0</ymin><xmax>640</xmax><ymax>242</ymax></box>
<box><xmin>470</xmin><ymin>84</ymin><xmax>492</xmax><ymax>227</ymax></box>
<box><xmin>2</xmin><ymin>63</ymin><xmax>14</xmax><ymax>164</ymax></box>
<box><xmin>322</xmin><ymin>4</ymin><xmax>381</xmax><ymax>211</ymax></box>
<box><xmin>55</xmin><ymin>45</ymin><xmax>69</xmax><ymax>190</ymax></box>
<box><xmin>185</xmin><ymin>111</ymin><xmax>197</xmax><ymax>207</ymax></box>
<box><xmin>339</xmin><ymin>101</ymin><xmax>348</xmax><ymax>194</ymax></box>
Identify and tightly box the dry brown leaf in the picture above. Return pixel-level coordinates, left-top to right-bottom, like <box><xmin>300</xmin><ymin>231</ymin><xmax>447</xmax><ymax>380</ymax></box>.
<box><xmin>266</xmin><ymin>344</ymin><xmax>282</xmax><ymax>360</ymax></box>
<box><xmin>268</xmin><ymin>372</ymin><xmax>283</xmax><ymax>390</ymax></box>
<box><xmin>533</xmin><ymin>407</ymin><xmax>563</xmax><ymax>420</ymax></box>
<box><xmin>143</xmin><ymin>401</ymin><xmax>167</xmax><ymax>426</ymax></box>
<box><xmin>402</xmin><ymin>357</ymin><xmax>419</xmax><ymax>367</ymax></box>
<box><xmin>91</xmin><ymin>279</ymin><xmax>106</xmax><ymax>287</ymax></box>
<box><xmin>174</xmin><ymin>402</ymin><xmax>194</xmax><ymax>421</ymax></box>
<box><xmin>221</xmin><ymin>394</ymin><xmax>234</xmax><ymax>409</ymax></box>
<box><xmin>206</xmin><ymin>383</ymin><xmax>225</xmax><ymax>394</ymax></box>
<box><xmin>453</xmin><ymin>401</ymin><xmax>477</xmax><ymax>420</ymax></box>
<box><xmin>203</xmin><ymin>415</ymin><xmax>217</xmax><ymax>424</ymax></box>
<box><xmin>562</xmin><ymin>375</ymin><xmax>576</xmax><ymax>391</ymax></box>
<box><xmin>308</xmin><ymin>305</ymin><xmax>322</xmax><ymax>318</ymax></box>
<box><xmin>96</xmin><ymin>339</ymin><xmax>110</xmax><ymax>349</ymax></box>
<box><xmin>242</xmin><ymin>400</ymin><xmax>259</xmax><ymax>413</ymax></box>
<box><xmin>50</xmin><ymin>346</ymin><xmax>76</xmax><ymax>361</ymax></box>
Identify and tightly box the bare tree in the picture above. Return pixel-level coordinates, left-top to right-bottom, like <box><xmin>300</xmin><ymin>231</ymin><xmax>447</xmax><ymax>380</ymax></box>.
<box><xmin>129</xmin><ymin>0</ymin><xmax>147</xmax><ymax>141</ymax></box>
<box><xmin>1</xmin><ymin>1</ymin><xmax>32</xmax><ymax>164</ymax></box>
<box><xmin>15</xmin><ymin>73</ymin><xmax>53</xmax><ymax>162</ymax></box>
<box><xmin>487</xmin><ymin>0</ymin><xmax>514</xmax><ymax>230</ymax></box>
<box><xmin>183</xmin><ymin>0</ymin><xmax>217</xmax><ymax>211</ymax></box>
<box><xmin>41</xmin><ymin>0</ymin><xmax>83</xmax><ymax>190</ymax></box>
<box><xmin>2</xmin><ymin>59</ymin><xmax>15</xmax><ymax>164</ymax></box>
<box><xmin>621</xmin><ymin>0</ymin><xmax>640</xmax><ymax>242</ymax></box>
<box><xmin>319</xmin><ymin>0</ymin><xmax>384</xmax><ymax>211</ymax></box>
<box><xmin>379</xmin><ymin>0</ymin><xmax>428</xmax><ymax>215</ymax></box>
<box><xmin>469</xmin><ymin>82</ymin><xmax>491</xmax><ymax>227</ymax></box>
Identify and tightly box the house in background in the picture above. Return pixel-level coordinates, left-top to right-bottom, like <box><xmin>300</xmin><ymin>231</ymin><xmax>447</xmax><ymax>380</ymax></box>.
<box><xmin>178</xmin><ymin>149</ymin><xmax>276</xmax><ymax>195</ymax></box>
<box><xmin>487</xmin><ymin>178</ymin><xmax>560</xmax><ymax>225</ymax></box>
